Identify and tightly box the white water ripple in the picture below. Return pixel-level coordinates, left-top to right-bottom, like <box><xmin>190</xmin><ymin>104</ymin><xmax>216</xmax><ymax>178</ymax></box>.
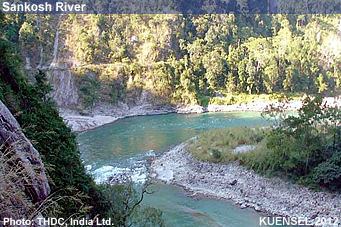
<box><xmin>91</xmin><ymin>150</ymin><xmax>155</xmax><ymax>185</ymax></box>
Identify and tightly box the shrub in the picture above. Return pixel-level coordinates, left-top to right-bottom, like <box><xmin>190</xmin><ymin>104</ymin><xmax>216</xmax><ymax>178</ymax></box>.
<box><xmin>312</xmin><ymin>151</ymin><xmax>341</xmax><ymax>190</ymax></box>
<box><xmin>264</xmin><ymin>96</ymin><xmax>341</xmax><ymax>189</ymax></box>
<box><xmin>0</xmin><ymin>44</ymin><xmax>165</xmax><ymax>223</ymax></box>
<box><xmin>212</xmin><ymin>149</ymin><xmax>222</xmax><ymax>161</ymax></box>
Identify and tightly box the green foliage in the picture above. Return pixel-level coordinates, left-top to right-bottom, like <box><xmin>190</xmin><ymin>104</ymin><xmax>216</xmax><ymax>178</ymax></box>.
<box><xmin>96</xmin><ymin>184</ymin><xmax>164</xmax><ymax>227</ymax></box>
<box><xmin>187</xmin><ymin>127</ymin><xmax>268</xmax><ymax>163</ymax></box>
<box><xmin>266</xmin><ymin>97</ymin><xmax>328</xmax><ymax>175</ymax></box>
<box><xmin>196</xmin><ymin>94</ymin><xmax>210</xmax><ymax>107</ymax></box>
<box><xmin>75</xmin><ymin>73</ymin><xmax>100</xmax><ymax>107</ymax></box>
<box><xmin>264</xmin><ymin>96</ymin><xmax>341</xmax><ymax>189</ymax></box>
<box><xmin>13</xmin><ymin>14</ymin><xmax>341</xmax><ymax>107</ymax></box>
<box><xmin>237</xmin><ymin>149</ymin><xmax>275</xmax><ymax>175</ymax></box>
<box><xmin>312</xmin><ymin>151</ymin><xmax>341</xmax><ymax>189</ymax></box>
<box><xmin>0</xmin><ymin>145</ymin><xmax>35</xmax><ymax>220</ymax></box>
<box><xmin>211</xmin><ymin>149</ymin><xmax>222</xmax><ymax>161</ymax></box>
<box><xmin>0</xmin><ymin>56</ymin><xmax>97</xmax><ymax>217</ymax></box>
<box><xmin>0</xmin><ymin>29</ymin><xmax>164</xmax><ymax>224</ymax></box>
<box><xmin>189</xmin><ymin>97</ymin><xmax>341</xmax><ymax>191</ymax></box>
<box><xmin>209</xmin><ymin>92</ymin><xmax>303</xmax><ymax>106</ymax></box>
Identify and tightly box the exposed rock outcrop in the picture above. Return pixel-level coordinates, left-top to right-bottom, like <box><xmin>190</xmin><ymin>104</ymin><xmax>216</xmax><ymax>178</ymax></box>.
<box><xmin>0</xmin><ymin>100</ymin><xmax>50</xmax><ymax>223</ymax></box>
<box><xmin>46</xmin><ymin>67</ymin><xmax>79</xmax><ymax>107</ymax></box>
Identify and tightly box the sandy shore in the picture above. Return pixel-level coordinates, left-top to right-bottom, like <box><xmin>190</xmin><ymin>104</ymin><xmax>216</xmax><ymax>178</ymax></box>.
<box><xmin>60</xmin><ymin>103</ymin><xmax>175</xmax><ymax>132</ymax></box>
<box><xmin>61</xmin><ymin>97</ymin><xmax>341</xmax><ymax>132</ymax></box>
<box><xmin>150</xmin><ymin>142</ymin><xmax>341</xmax><ymax>226</ymax></box>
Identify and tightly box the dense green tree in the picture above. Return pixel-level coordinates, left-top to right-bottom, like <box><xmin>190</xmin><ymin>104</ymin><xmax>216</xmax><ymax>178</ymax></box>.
<box><xmin>265</xmin><ymin>96</ymin><xmax>341</xmax><ymax>189</ymax></box>
<box><xmin>0</xmin><ymin>17</ymin><xmax>164</xmax><ymax>224</ymax></box>
<box><xmin>10</xmin><ymin>14</ymin><xmax>341</xmax><ymax>106</ymax></box>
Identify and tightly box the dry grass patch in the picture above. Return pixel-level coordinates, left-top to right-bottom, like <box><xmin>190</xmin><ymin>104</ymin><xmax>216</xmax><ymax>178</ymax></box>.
<box><xmin>187</xmin><ymin>127</ymin><xmax>269</xmax><ymax>163</ymax></box>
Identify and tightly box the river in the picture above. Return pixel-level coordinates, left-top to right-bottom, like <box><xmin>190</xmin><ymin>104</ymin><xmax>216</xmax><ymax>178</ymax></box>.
<box><xmin>77</xmin><ymin>112</ymin><xmax>276</xmax><ymax>227</ymax></box>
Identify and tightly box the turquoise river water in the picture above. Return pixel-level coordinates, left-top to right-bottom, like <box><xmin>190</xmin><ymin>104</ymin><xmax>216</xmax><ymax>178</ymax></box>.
<box><xmin>77</xmin><ymin>112</ymin><xmax>288</xmax><ymax>227</ymax></box>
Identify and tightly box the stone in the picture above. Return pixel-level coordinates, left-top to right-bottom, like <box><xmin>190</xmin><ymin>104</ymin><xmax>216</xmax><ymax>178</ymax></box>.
<box><xmin>150</xmin><ymin>140</ymin><xmax>341</xmax><ymax>224</ymax></box>
<box><xmin>230</xmin><ymin>179</ymin><xmax>238</xmax><ymax>186</ymax></box>
<box><xmin>240</xmin><ymin>204</ymin><xmax>248</xmax><ymax>209</ymax></box>
<box><xmin>0</xmin><ymin>101</ymin><xmax>50</xmax><ymax>220</ymax></box>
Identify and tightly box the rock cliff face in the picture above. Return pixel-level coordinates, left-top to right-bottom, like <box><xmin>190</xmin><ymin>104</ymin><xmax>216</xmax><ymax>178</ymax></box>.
<box><xmin>0</xmin><ymin>100</ymin><xmax>50</xmax><ymax>222</ymax></box>
<box><xmin>22</xmin><ymin>15</ymin><xmax>176</xmax><ymax>112</ymax></box>
<box><xmin>46</xmin><ymin>67</ymin><xmax>79</xmax><ymax>107</ymax></box>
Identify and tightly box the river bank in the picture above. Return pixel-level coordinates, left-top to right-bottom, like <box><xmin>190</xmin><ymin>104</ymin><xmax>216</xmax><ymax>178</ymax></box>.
<box><xmin>59</xmin><ymin>103</ymin><xmax>174</xmax><ymax>132</ymax></box>
<box><xmin>60</xmin><ymin>96</ymin><xmax>341</xmax><ymax>132</ymax></box>
<box><xmin>150</xmin><ymin>141</ymin><xmax>341</xmax><ymax>226</ymax></box>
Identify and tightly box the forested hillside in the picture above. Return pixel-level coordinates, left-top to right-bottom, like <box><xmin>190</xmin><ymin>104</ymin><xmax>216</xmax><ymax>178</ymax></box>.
<box><xmin>1</xmin><ymin>13</ymin><xmax>341</xmax><ymax>225</ymax></box>
<box><xmin>10</xmin><ymin>14</ymin><xmax>341</xmax><ymax>108</ymax></box>
<box><xmin>0</xmin><ymin>15</ymin><xmax>164</xmax><ymax>226</ymax></box>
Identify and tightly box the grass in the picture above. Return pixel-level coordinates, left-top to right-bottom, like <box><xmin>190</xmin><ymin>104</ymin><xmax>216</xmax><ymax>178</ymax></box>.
<box><xmin>0</xmin><ymin>142</ymin><xmax>35</xmax><ymax>220</ymax></box>
<box><xmin>187</xmin><ymin>127</ymin><xmax>303</xmax><ymax>177</ymax></box>
<box><xmin>0</xmin><ymin>141</ymin><xmax>91</xmax><ymax>222</ymax></box>
<box><xmin>187</xmin><ymin>127</ymin><xmax>270</xmax><ymax>164</ymax></box>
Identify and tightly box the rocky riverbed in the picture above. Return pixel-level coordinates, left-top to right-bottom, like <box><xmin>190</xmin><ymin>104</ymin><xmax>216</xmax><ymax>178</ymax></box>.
<box><xmin>61</xmin><ymin>97</ymin><xmax>341</xmax><ymax>132</ymax></box>
<box><xmin>150</xmin><ymin>141</ymin><xmax>341</xmax><ymax>227</ymax></box>
<box><xmin>59</xmin><ymin>103</ymin><xmax>174</xmax><ymax>132</ymax></box>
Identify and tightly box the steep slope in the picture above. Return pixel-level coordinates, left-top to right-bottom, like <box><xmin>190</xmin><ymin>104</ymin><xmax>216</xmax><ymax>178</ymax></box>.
<box><xmin>0</xmin><ymin>100</ymin><xmax>50</xmax><ymax>224</ymax></box>
<box><xmin>46</xmin><ymin>67</ymin><xmax>79</xmax><ymax>107</ymax></box>
<box><xmin>0</xmin><ymin>15</ymin><xmax>166</xmax><ymax>225</ymax></box>
<box><xmin>14</xmin><ymin>14</ymin><xmax>341</xmax><ymax>131</ymax></box>
<box><xmin>20</xmin><ymin>15</ymin><xmax>341</xmax><ymax>108</ymax></box>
